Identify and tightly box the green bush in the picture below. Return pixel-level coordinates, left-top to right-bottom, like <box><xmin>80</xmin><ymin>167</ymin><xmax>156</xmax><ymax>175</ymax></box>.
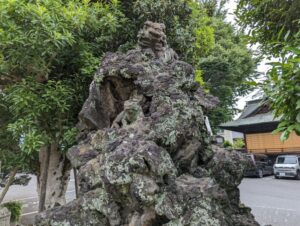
<box><xmin>2</xmin><ymin>201</ymin><xmax>22</xmax><ymax>222</ymax></box>
<box><xmin>233</xmin><ymin>138</ymin><xmax>245</xmax><ymax>149</ymax></box>
<box><xmin>223</xmin><ymin>140</ymin><xmax>233</xmax><ymax>148</ymax></box>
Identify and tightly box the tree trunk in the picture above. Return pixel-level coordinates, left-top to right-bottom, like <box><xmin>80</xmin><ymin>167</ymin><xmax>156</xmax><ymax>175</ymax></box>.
<box><xmin>0</xmin><ymin>166</ymin><xmax>18</xmax><ymax>203</ymax></box>
<box><xmin>38</xmin><ymin>146</ymin><xmax>50</xmax><ymax>212</ymax></box>
<box><xmin>38</xmin><ymin>144</ymin><xmax>71</xmax><ymax>211</ymax></box>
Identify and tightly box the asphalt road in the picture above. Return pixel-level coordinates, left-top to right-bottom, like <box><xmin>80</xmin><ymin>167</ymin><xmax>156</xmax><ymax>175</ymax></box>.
<box><xmin>2</xmin><ymin>174</ymin><xmax>76</xmax><ymax>225</ymax></box>
<box><xmin>2</xmin><ymin>174</ymin><xmax>300</xmax><ymax>226</ymax></box>
<box><xmin>239</xmin><ymin>176</ymin><xmax>300</xmax><ymax>226</ymax></box>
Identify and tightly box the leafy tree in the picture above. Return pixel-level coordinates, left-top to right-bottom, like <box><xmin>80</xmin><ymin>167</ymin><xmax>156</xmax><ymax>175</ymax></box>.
<box><xmin>265</xmin><ymin>45</ymin><xmax>300</xmax><ymax>140</ymax></box>
<box><xmin>236</xmin><ymin>0</ymin><xmax>300</xmax><ymax>140</ymax></box>
<box><xmin>0</xmin><ymin>0</ymin><xmax>126</xmax><ymax>211</ymax></box>
<box><xmin>0</xmin><ymin>0</ymin><xmax>126</xmax><ymax>84</ymax></box>
<box><xmin>199</xmin><ymin>18</ymin><xmax>257</xmax><ymax>128</ymax></box>
<box><xmin>0</xmin><ymin>93</ymin><xmax>37</xmax><ymax>203</ymax></box>
<box><xmin>4</xmin><ymin>78</ymin><xmax>82</xmax><ymax>210</ymax></box>
<box><xmin>236</xmin><ymin>0</ymin><xmax>300</xmax><ymax>55</ymax></box>
<box><xmin>197</xmin><ymin>0</ymin><xmax>228</xmax><ymax>18</ymax></box>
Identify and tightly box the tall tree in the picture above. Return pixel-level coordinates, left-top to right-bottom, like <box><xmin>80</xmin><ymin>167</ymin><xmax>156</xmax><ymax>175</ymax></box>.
<box><xmin>0</xmin><ymin>93</ymin><xmax>37</xmax><ymax>203</ymax></box>
<box><xmin>0</xmin><ymin>0</ymin><xmax>126</xmax><ymax>210</ymax></box>
<box><xmin>5</xmin><ymin>79</ymin><xmax>80</xmax><ymax>210</ymax></box>
<box><xmin>198</xmin><ymin>2</ymin><xmax>257</xmax><ymax>128</ymax></box>
<box><xmin>236</xmin><ymin>0</ymin><xmax>300</xmax><ymax>140</ymax></box>
<box><xmin>236</xmin><ymin>0</ymin><xmax>300</xmax><ymax>55</ymax></box>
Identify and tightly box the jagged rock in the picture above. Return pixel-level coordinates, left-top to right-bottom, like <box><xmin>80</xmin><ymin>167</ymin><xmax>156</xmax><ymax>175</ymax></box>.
<box><xmin>67</xmin><ymin>138</ymin><xmax>98</xmax><ymax>168</ymax></box>
<box><xmin>35</xmin><ymin>188</ymin><xmax>113</xmax><ymax>226</ymax></box>
<box><xmin>36</xmin><ymin>21</ymin><xmax>259</xmax><ymax>226</ymax></box>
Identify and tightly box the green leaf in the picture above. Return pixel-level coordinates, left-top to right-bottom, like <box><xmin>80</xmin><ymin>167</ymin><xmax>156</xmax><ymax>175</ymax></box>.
<box><xmin>287</xmin><ymin>125</ymin><xmax>295</xmax><ymax>132</ymax></box>
<box><xmin>295</xmin><ymin>123</ymin><xmax>300</xmax><ymax>136</ymax></box>
<box><xmin>272</xmin><ymin>126</ymin><xmax>286</xmax><ymax>134</ymax></box>
<box><xmin>297</xmin><ymin>100</ymin><xmax>300</xmax><ymax>110</ymax></box>
<box><xmin>277</xmin><ymin>121</ymin><xmax>289</xmax><ymax>128</ymax></box>
<box><xmin>280</xmin><ymin>130</ymin><xmax>290</xmax><ymax>141</ymax></box>
<box><xmin>284</xmin><ymin>30</ymin><xmax>290</xmax><ymax>41</ymax></box>
<box><xmin>244</xmin><ymin>81</ymin><xmax>257</xmax><ymax>86</ymax></box>
<box><xmin>285</xmin><ymin>46</ymin><xmax>300</xmax><ymax>55</ymax></box>
<box><xmin>297</xmin><ymin>112</ymin><xmax>300</xmax><ymax>123</ymax></box>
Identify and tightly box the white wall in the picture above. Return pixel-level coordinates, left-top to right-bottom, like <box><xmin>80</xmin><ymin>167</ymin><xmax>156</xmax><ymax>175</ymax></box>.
<box><xmin>224</xmin><ymin>130</ymin><xmax>244</xmax><ymax>143</ymax></box>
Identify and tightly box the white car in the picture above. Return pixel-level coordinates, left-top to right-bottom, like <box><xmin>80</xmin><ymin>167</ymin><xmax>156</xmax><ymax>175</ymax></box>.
<box><xmin>273</xmin><ymin>155</ymin><xmax>300</xmax><ymax>180</ymax></box>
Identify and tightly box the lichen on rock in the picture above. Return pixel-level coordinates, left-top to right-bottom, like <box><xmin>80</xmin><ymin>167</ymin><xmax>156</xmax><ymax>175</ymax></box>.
<box><xmin>36</xmin><ymin>21</ymin><xmax>259</xmax><ymax>226</ymax></box>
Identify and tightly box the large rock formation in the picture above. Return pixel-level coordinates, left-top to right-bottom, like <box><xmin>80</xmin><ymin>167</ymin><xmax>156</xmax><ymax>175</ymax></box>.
<box><xmin>36</xmin><ymin>21</ymin><xmax>259</xmax><ymax>226</ymax></box>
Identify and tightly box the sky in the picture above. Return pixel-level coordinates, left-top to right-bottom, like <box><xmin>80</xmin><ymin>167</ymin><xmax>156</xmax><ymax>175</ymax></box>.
<box><xmin>224</xmin><ymin>0</ymin><xmax>270</xmax><ymax>118</ymax></box>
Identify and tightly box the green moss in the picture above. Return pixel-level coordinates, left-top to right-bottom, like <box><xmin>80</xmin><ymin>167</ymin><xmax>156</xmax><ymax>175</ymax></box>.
<box><xmin>157</xmin><ymin>150</ymin><xmax>177</xmax><ymax>177</ymax></box>
<box><xmin>155</xmin><ymin>193</ymin><xmax>182</xmax><ymax>219</ymax></box>
<box><xmin>188</xmin><ymin>199</ymin><xmax>220</xmax><ymax>226</ymax></box>
<box><xmin>83</xmin><ymin>189</ymin><xmax>111</xmax><ymax>216</ymax></box>
<box><xmin>91</xmin><ymin>130</ymin><xmax>109</xmax><ymax>151</ymax></box>
<box><xmin>102</xmin><ymin>149</ymin><xmax>133</xmax><ymax>185</ymax></box>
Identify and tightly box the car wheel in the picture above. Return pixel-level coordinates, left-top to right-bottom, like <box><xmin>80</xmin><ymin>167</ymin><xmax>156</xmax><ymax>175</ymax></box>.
<box><xmin>295</xmin><ymin>171</ymin><xmax>300</xmax><ymax>180</ymax></box>
<box><xmin>274</xmin><ymin>175</ymin><xmax>279</xmax><ymax>179</ymax></box>
<box><xmin>258</xmin><ymin>169</ymin><xmax>263</xmax><ymax>178</ymax></box>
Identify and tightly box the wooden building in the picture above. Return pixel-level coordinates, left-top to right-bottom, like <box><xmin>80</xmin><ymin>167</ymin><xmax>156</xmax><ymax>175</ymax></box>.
<box><xmin>220</xmin><ymin>99</ymin><xmax>300</xmax><ymax>154</ymax></box>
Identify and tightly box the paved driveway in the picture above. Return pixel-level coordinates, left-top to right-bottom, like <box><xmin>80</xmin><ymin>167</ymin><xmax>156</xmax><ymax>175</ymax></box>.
<box><xmin>2</xmin><ymin>174</ymin><xmax>75</xmax><ymax>225</ymax></box>
<box><xmin>239</xmin><ymin>176</ymin><xmax>300</xmax><ymax>226</ymax></box>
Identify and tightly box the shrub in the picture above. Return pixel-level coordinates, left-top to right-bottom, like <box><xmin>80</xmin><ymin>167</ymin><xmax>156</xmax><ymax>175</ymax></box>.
<box><xmin>223</xmin><ymin>140</ymin><xmax>233</xmax><ymax>148</ymax></box>
<box><xmin>2</xmin><ymin>201</ymin><xmax>22</xmax><ymax>222</ymax></box>
<box><xmin>233</xmin><ymin>138</ymin><xmax>245</xmax><ymax>149</ymax></box>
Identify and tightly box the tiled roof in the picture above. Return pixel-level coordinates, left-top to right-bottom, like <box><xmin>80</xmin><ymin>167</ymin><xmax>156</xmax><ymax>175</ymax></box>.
<box><xmin>219</xmin><ymin>98</ymin><xmax>281</xmax><ymax>132</ymax></box>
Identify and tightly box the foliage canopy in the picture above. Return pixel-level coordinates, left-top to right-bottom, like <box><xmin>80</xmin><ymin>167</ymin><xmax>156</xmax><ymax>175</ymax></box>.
<box><xmin>236</xmin><ymin>0</ymin><xmax>300</xmax><ymax>55</ymax></box>
<box><xmin>236</xmin><ymin>0</ymin><xmax>300</xmax><ymax>140</ymax></box>
<box><xmin>200</xmin><ymin>18</ymin><xmax>257</xmax><ymax>127</ymax></box>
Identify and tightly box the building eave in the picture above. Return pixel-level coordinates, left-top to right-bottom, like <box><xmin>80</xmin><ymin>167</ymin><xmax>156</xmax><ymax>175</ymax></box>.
<box><xmin>220</xmin><ymin>121</ymin><xmax>279</xmax><ymax>133</ymax></box>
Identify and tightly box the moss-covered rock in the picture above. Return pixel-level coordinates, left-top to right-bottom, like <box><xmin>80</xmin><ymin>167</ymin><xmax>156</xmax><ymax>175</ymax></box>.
<box><xmin>36</xmin><ymin>21</ymin><xmax>258</xmax><ymax>226</ymax></box>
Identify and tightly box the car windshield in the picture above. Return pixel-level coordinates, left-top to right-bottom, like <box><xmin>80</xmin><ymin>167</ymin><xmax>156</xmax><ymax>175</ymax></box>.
<box><xmin>277</xmin><ymin>156</ymin><xmax>297</xmax><ymax>164</ymax></box>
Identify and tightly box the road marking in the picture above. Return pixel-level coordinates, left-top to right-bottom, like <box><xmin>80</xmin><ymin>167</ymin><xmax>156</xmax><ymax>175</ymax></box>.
<box><xmin>7</xmin><ymin>190</ymin><xmax>76</xmax><ymax>217</ymax></box>
<box><xmin>9</xmin><ymin>196</ymin><xmax>37</xmax><ymax>202</ymax></box>
<box><xmin>9</xmin><ymin>190</ymin><xmax>75</xmax><ymax>203</ymax></box>
<box><xmin>22</xmin><ymin>211</ymin><xmax>38</xmax><ymax>216</ymax></box>
<box><xmin>251</xmin><ymin>205</ymin><xmax>297</xmax><ymax>212</ymax></box>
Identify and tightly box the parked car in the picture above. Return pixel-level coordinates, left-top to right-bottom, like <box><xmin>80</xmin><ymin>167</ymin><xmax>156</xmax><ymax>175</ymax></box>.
<box><xmin>0</xmin><ymin>172</ymin><xmax>9</xmax><ymax>187</ymax></box>
<box><xmin>244</xmin><ymin>154</ymin><xmax>274</xmax><ymax>178</ymax></box>
<box><xmin>273</xmin><ymin>155</ymin><xmax>300</xmax><ymax>180</ymax></box>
